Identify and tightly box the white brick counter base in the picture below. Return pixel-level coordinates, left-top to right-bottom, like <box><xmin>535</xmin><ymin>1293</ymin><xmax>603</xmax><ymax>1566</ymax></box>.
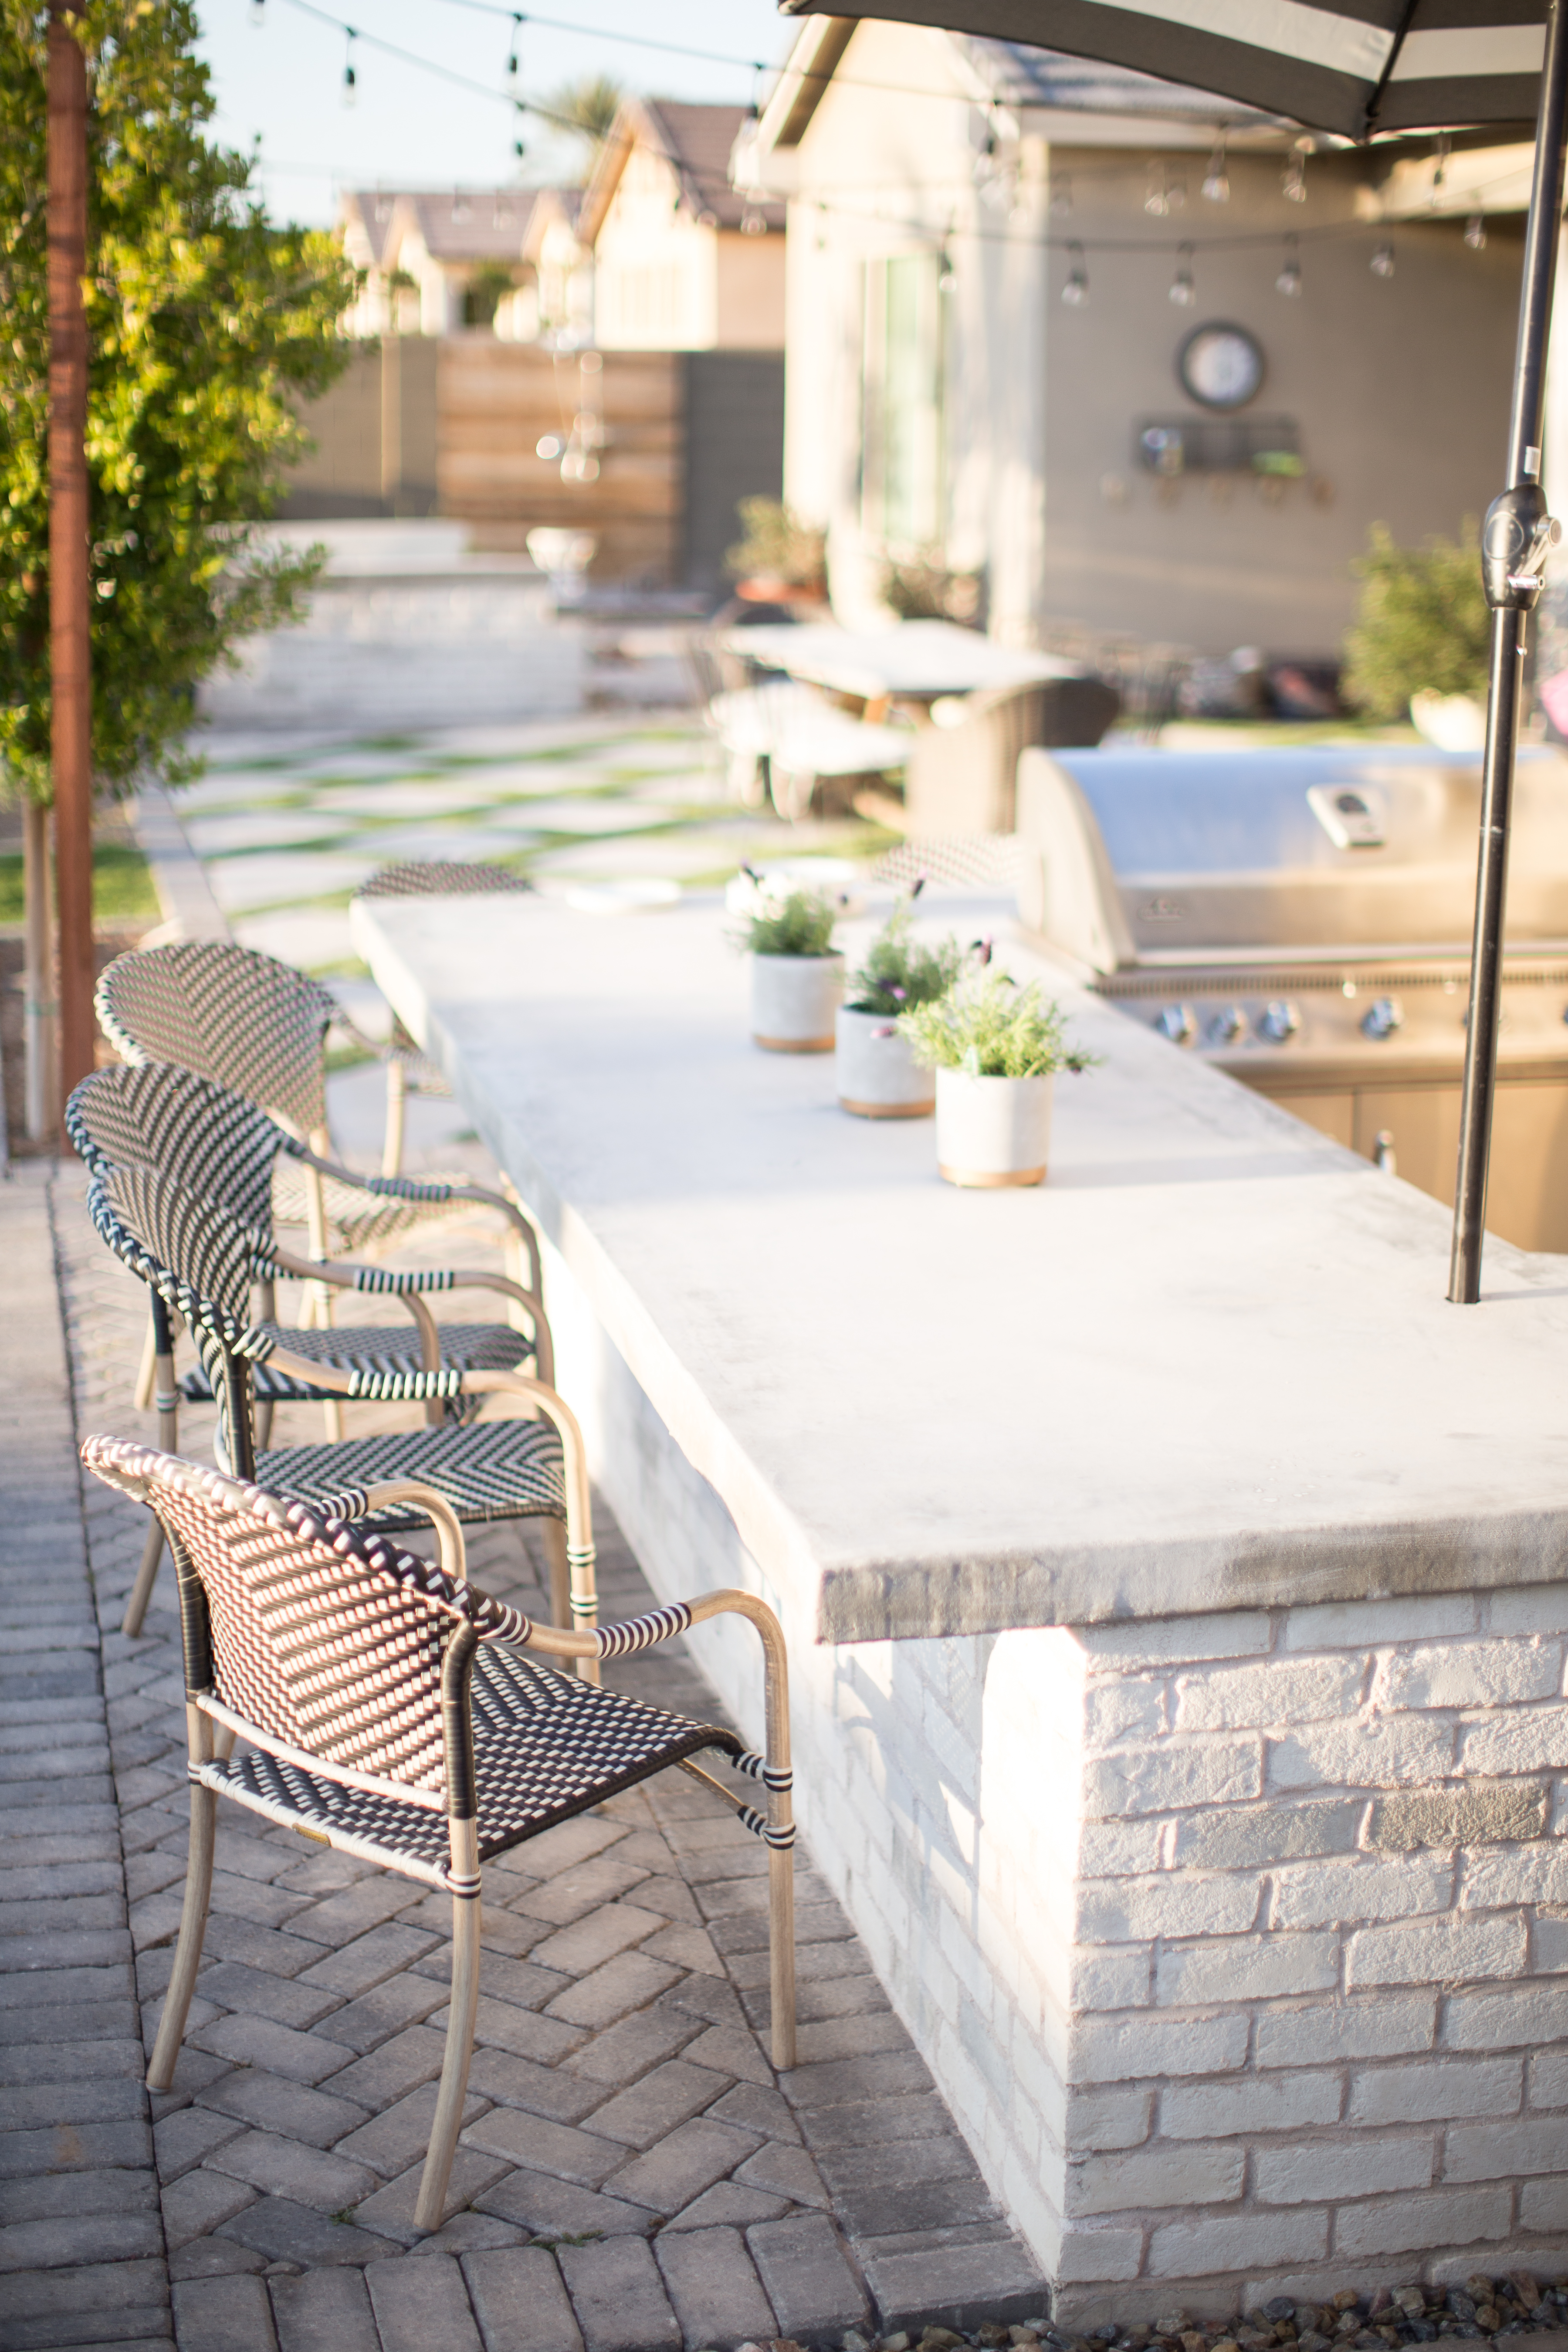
<box><xmin>538</xmin><ymin>1283</ymin><xmax>1568</xmax><ymax>2327</ymax></box>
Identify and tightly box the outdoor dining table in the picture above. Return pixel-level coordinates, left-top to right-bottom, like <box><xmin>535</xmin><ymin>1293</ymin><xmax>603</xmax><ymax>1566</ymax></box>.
<box><xmin>351</xmin><ymin>879</ymin><xmax>1568</xmax><ymax>2311</ymax></box>
<box><xmin>719</xmin><ymin>617</ymin><xmax>1084</xmax><ymax>711</ymax></box>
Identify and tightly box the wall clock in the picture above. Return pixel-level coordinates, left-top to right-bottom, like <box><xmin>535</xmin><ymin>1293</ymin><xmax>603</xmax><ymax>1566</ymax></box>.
<box><xmin>1178</xmin><ymin>322</ymin><xmax>1265</xmax><ymax>410</ymax></box>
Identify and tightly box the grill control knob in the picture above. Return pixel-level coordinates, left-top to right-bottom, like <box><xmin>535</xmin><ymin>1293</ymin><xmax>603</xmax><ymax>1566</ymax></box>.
<box><xmin>1361</xmin><ymin>996</ymin><xmax>1403</xmax><ymax>1040</ymax></box>
<box><xmin>1256</xmin><ymin>999</ymin><xmax>1300</xmax><ymax>1043</ymax></box>
<box><xmin>1154</xmin><ymin>1004</ymin><xmax>1196</xmax><ymax>1044</ymax></box>
<box><xmin>1205</xmin><ymin>1005</ymin><xmax>1247</xmax><ymax>1046</ymax></box>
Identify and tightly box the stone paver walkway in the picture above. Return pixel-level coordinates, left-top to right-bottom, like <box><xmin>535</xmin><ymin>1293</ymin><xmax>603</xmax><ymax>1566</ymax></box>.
<box><xmin>0</xmin><ymin>1152</ymin><xmax>1047</xmax><ymax>2350</ymax></box>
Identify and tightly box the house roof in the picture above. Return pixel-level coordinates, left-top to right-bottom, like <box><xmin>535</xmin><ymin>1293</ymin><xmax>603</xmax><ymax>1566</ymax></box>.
<box><xmin>752</xmin><ymin>17</ymin><xmax>1288</xmax><ymax>155</ymax></box>
<box><xmin>339</xmin><ymin>187</ymin><xmax>574</xmax><ymax>271</ymax></box>
<box><xmin>578</xmin><ymin>98</ymin><xmax>786</xmax><ymax>246</ymax></box>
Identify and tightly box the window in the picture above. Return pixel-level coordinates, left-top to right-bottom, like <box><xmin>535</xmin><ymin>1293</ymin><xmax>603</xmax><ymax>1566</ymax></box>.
<box><xmin>861</xmin><ymin>253</ymin><xmax>946</xmax><ymax>548</ymax></box>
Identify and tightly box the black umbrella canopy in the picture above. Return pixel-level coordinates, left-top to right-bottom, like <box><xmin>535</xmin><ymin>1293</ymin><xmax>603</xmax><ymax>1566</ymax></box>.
<box><xmin>781</xmin><ymin>1</ymin><xmax>1563</xmax><ymax>1302</ymax></box>
<box><xmin>779</xmin><ymin>0</ymin><xmax>1545</xmax><ymax>137</ymax></box>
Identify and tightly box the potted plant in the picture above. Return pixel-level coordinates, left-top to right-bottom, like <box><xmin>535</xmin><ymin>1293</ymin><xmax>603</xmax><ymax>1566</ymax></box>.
<box><xmin>1343</xmin><ymin>522</ymin><xmax>1489</xmax><ymax>742</ymax></box>
<box><xmin>899</xmin><ymin>969</ymin><xmax>1095</xmax><ymax>1186</ymax></box>
<box><xmin>738</xmin><ymin>886</ymin><xmax>844</xmax><ymax>1051</ymax></box>
<box><xmin>836</xmin><ymin>898</ymin><xmax>965</xmax><ymax>1118</ymax></box>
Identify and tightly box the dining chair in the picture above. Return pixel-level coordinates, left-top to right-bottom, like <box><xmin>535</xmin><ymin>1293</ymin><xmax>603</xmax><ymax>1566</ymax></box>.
<box><xmin>84</xmin><ymin>1159</ymin><xmax>597</xmax><ymax>1654</ymax></box>
<box><xmin>80</xmin><ymin>1434</ymin><xmax>796</xmax><ymax>2233</ymax></box>
<box><xmin>67</xmin><ymin>1063</ymin><xmax>556</xmax><ymax>1637</ymax></box>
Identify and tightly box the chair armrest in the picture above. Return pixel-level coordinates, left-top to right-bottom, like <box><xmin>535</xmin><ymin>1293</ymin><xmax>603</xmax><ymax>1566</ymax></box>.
<box><xmin>291</xmin><ymin>1143</ymin><xmax>543</xmax><ymax>1290</ymax></box>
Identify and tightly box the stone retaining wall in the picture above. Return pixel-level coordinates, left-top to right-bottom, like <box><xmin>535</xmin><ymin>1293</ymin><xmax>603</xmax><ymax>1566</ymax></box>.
<box><xmin>542</xmin><ymin>1246</ymin><xmax>1568</xmax><ymax>2321</ymax></box>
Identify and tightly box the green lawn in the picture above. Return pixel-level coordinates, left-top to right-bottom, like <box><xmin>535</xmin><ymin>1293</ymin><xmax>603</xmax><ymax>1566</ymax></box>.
<box><xmin>0</xmin><ymin>841</ymin><xmax>160</xmax><ymax>925</ymax></box>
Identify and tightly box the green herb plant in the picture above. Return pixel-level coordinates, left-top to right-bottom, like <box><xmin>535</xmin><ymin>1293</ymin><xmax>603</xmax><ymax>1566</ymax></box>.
<box><xmin>1342</xmin><ymin>522</ymin><xmax>1489</xmax><ymax>719</ymax></box>
<box><xmin>724</xmin><ymin>496</ymin><xmax>827</xmax><ymax>594</ymax></box>
<box><xmin>898</xmin><ymin>971</ymin><xmax>1096</xmax><ymax>1079</ymax></box>
<box><xmin>844</xmin><ymin>898</ymin><xmax>964</xmax><ymax>1016</ymax></box>
<box><xmin>735</xmin><ymin>887</ymin><xmax>839</xmax><ymax>958</ymax></box>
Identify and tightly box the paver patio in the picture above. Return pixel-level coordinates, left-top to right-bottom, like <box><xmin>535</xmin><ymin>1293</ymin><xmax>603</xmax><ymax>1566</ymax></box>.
<box><xmin>0</xmin><ymin>1147</ymin><xmax>1047</xmax><ymax>2350</ymax></box>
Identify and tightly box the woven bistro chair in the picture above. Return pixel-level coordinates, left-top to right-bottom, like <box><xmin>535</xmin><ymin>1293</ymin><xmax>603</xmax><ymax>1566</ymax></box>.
<box><xmin>84</xmin><ymin>1159</ymin><xmax>598</xmax><ymax>1654</ymax></box>
<box><xmin>95</xmin><ymin>939</ymin><xmax>542</xmax><ymax>1436</ymax></box>
<box><xmin>67</xmin><ymin>1063</ymin><xmax>557</xmax><ymax>1637</ymax></box>
<box><xmin>80</xmin><ymin>1434</ymin><xmax>796</xmax><ymax>2233</ymax></box>
<box><xmin>353</xmin><ymin>864</ymin><xmax>534</xmax><ymax>1170</ymax></box>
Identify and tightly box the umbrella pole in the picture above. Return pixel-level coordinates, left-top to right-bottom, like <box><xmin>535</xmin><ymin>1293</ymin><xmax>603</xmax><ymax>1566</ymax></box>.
<box><xmin>1448</xmin><ymin>0</ymin><xmax>1568</xmax><ymax>1304</ymax></box>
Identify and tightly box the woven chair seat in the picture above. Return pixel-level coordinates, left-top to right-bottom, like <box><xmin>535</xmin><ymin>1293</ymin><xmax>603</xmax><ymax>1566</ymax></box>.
<box><xmin>179</xmin><ymin>1321</ymin><xmax>530</xmax><ymax>1422</ymax></box>
<box><xmin>258</xmin><ymin>1413</ymin><xmax>565</xmax><ymax>1533</ymax></box>
<box><xmin>198</xmin><ymin>1642</ymin><xmax>741</xmax><ymax>1888</ymax></box>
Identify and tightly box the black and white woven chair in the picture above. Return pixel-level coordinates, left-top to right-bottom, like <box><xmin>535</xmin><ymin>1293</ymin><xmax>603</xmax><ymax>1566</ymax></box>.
<box><xmin>85</xmin><ymin>1160</ymin><xmax>598</xmax><ymax>1659</ymax></box>
<box><xmin>80</xmin><ymin>1434</ymin><xmax>796</xmax><ymax>2233</ymax></box>
<box><xmin>68</xmin><ymin>1064</ymin><xmax>558</xmax><ymax>1637</ymax></box>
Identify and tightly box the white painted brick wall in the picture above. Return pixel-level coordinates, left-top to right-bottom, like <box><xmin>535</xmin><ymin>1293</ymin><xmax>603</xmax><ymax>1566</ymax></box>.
<box><xmin>532</xmin><ymin>1239</ymin><xmax>1568</xmax><ymax>2322</ymax></box>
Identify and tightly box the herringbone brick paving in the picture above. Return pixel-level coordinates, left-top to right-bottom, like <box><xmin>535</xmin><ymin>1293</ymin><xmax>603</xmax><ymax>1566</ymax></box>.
<box><xmin>1</xmin><ymin>1154</ymin><xmax>1045</xmax><ymax>2351</ymax></box>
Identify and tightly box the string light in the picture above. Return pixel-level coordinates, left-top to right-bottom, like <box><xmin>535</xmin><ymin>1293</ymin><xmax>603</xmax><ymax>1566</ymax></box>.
<box><xmin>1276</xmin><ymin>234</ymin><xmax>1302</xmax><ymax>296</ymax></box>
<box><xmin>1282</xmin><ymin>140</ymin><xmax>1309</xmax><ymax>203</ymax></box>
<box><xmin>1201</xmin><ymin>136</ymin><xmax>1229</xmax><ymax>204</ymax></box>
<box><xmin>249</xmin><ymin>0</ymin><xmax>265</xmax><ymax>25</ymax></box>
<box><xmin>740</xmin><ymin>204</ymin><xmax>766</xmax><ymax>236</ymax></box>
<box><xmin>1465</xmin><ymin>214</ymin><xmax>1487</xmax><ymax>250</ymax></box>
<box><xmin>1433</xmin><ymin>132</ymin><xmax>1451</xmax><ymax>190</ymax></box>
<box><xmin>1169</xmin><ymin>241</ymin><xmax>1195</xmax><ymax>305</ymax></box>
<box><xmin>1062</xmin><ymin>241</ymin><xmax>1088</xmax><ymax>306</ymax></box>
<box><xmin>1145</xmin><ymin>164</ymin><xmax>1185</xmax><ymax>217</ymax></box>
<box><xmin>1050</xmin><ymin>173</ymin><xmax>1072</xmax><ymax>218</ymax></box>
<box><xmin>505</xmin><ymin>11</ymin><xmax>519</xmax><ymax>78</ymax></box>
<box><xmin>938</xmin><ymin>244</ymin><xmax>956</xmax><ymax>292</ymax></box>
<box><xmin>342</xmin><ymin>26</ymin><xmax>357</xmax><ymax>105</ymax></box>
<box><xmin>1372</xmin><ymin>241</ymin><xmax>1395</xmax><ymax>277</ymax></box>
<box><xmin>452</xmin><ymin>186</ymin><xmax>472</xmax><ymax>221</ymax></box>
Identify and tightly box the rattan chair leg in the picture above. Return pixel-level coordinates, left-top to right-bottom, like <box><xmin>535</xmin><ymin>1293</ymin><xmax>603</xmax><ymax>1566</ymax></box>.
<box><xmin>133</xmin><ymin>1308</ymin><xmax>157</xmax><ymax>1412</ymax></box>
<box><xmin>122</xmin><ymin>1519</ymin><xmax>165</xmax><ymax>1641</ymax></box>
<box><xmin>415</xmin><ymin>1874</ymin><xmax>481</xmax><ymax>2231</ymax></box>
<box><xmin>125</xmin><ymin>1308</ymin><xmax>180</xmax><ymax>1638</ymax></box>
<box><xmin>541</xmin><ymin>1518</ymin><xmax>571</xmax><ymax>1629</ymax></box>
<box><xmin>383</xmin><ymin>1060</ymin><xmax>407</xmax><ymax>1180</ymax></box>
<box><xmin>768</xmin><ymin>1841</ymin><xmax>797</xmax><ymax>2073</ymax></box>
<box><xmin>148</xmin><ymin>1772</ymin><xmax>217</xmax><ymax>2091</ymax></box>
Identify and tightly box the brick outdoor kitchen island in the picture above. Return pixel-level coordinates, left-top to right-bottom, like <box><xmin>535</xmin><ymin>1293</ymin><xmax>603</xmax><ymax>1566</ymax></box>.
<box><xmin>353</xmin><ymin>884</ymin><xmax>1568</xmax><ymax>2320</ymax></box>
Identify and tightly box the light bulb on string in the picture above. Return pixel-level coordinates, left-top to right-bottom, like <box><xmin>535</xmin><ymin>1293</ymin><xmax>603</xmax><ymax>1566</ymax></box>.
<box><xmin>1201</xmin><ymin>136</ymin><xmax>1229</xmax><ymax>203</ymax></box>
<box><xmin>1050</xmin><ymin>173</ymin><xmax>1072</xmax><ymax>218</ymax></box>
<box><xmin>1169</xmin><ymin>242</ymin><xmax>1195</xmax><ymax>306</ymax></box>
<box><xmin>938</xmin><ymin>244</ymin><xmax>956</xmax><ymax>293</ymax></box>
<box><xmin>1145</xmin><ymin>164</ymin><xmax>1168</xmax><ymax>217</ymax></box>
<box><xmin>1062</xmin><ymin>241</ymin><xmax>1088</xmax><ymax>306</ymax></box>
<box><xmin>452</xmin><ymin>186</ymin><xmax>471</xmax><ymax>223</ymax></box>
<box><xmin>1276</xmin><ymin>234</ymin><xmax>1302</xmax><ymax>296</ymax></box>
<box><xmin>1372</xmin><ymin>241</ymin><xmax>1395</xmax><ymax>278</ymax></box>
<box><xmin>741</xmin><ymin>205</ymin><xmax>766</xmax><ymax>237</ymax></box>
<box><xmin>1433</xmin><ymin>133</ymin><xmax>1451</xmax><ymax>190</ymax></box>
<box><xmin>249</xmin><ymin>0</ymin><xmax>265</xmax><ymax>27</ymax></box>
<box><xmin>505</xmin><ymin>13</ymin><xmax>520</xmax><ymax>80</ymax></box>
<box><xmin>1465</xmin><ymin>214</ymin><xmax>1487</xmax><ymax>250</ymax></box>
<box><xmin>342</xmin><ymin>28</ymin><xmax>357</xmax><ymax>106</ymax></box>
<box><xmin>1283</xmin><ymin>141</ymin><xmax>1309</xmax><ymax>203</ymax></box>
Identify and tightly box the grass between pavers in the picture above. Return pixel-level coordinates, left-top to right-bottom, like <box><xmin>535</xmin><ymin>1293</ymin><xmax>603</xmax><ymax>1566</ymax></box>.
<box><xmin>879</xmin><ymin>2277</ymin><xmax>1568</xmax><ymax>2352</ymax></box>
<box><xmin>0</xmin><ymin>840</ymin><xmax>159</xmax><ymax>923</ymax></box>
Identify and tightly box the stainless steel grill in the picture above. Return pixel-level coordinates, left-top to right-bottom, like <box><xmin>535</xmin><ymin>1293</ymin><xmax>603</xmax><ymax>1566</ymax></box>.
<box><xmin>1016</xmin><ymin>744</ymin><xmax>1568</xmax><ymax>1251</ymax></box>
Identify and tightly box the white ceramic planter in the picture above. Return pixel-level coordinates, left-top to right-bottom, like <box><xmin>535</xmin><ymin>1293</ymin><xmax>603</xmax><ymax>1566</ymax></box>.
<box><xmin>935</xmin><ymin>1068</ymin><xmax>1053</xmax><ymax>1186</ymax></box>
<box><xmin>751</xmin><ymin>953</ymin><xmax>843</xmax><ymax>1052</ymax></box>
<box><xmin>836</xmin><ymin>1006</ymin><xmax>935</xmax><ymax>1118</ymax></box>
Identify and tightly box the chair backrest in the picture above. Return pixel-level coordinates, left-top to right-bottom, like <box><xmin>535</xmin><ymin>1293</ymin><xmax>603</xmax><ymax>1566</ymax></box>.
<box><xmin>80</xmin><ymin>1436</ymin><xmax>520</xmax><ymax>1798</ymax></box>
<box><xmin>96</xmin><ymin>942</ymin><xmax>339</xmax><ymax>1140</ymax></box>
<box><xmin>904</xmin><ymin>677</ymin><xmax>1122</xmax><ymax>834</ymax></box>
<box><xmin>68</xmin><ymin>1064</ymin><xmax>287</xmax><ymax>1238</ymax></box>
<box><xmin>357</xmin><ymin>862</ymin><xmax>532</xmax><ymax>901</ymax></box>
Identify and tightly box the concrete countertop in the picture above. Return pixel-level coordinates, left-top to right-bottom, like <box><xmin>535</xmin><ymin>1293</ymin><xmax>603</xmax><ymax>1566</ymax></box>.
<box><xmin>353</xmin><ymin>890</ymin><xmax>1568</xmax><ymax>1643</ymax></box>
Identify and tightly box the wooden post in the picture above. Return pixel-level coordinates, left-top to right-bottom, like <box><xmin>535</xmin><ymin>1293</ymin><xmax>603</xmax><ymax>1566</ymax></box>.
<box><xmin>47</xmin><ymin>0</ymin><xmax>95</xmax><ymax>1121</ymax></box>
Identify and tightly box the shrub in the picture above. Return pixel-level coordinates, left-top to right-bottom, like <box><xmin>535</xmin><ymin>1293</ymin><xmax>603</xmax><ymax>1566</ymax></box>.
<box><xmin>898</xmin><ymin>971</ymin><xmax>1095</xmax><ymax>1079</ymax></box>
<box><xmin>1342</xmin><ymin>523</ymin><xmax>1489</xmax><ymax>719</ymax></box>
<box><xmin>844</xmin><ymin>898</ymin><xmax>965</xmax><ymax>1016</ymax></box>
<box><xmin>724</xmin><ymin>498</ymin><xmax>827</xmax><ymax>592</ymax></box>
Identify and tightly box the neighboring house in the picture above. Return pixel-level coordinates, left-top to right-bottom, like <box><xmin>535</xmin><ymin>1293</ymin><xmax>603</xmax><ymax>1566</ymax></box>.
<box><xmin>736</xmin><ymin>17</ymin><xmax>1521</xmax><ymax>657</ymax></box>
<box><xmin>579</xmin><ymin>98</ymin><xmax>786</xmax><ymax>350</ymax></box>
<box><xmin>339</xmin><ymin>186</ymin><xmax>578</xmax><ymax>341</ymax></box>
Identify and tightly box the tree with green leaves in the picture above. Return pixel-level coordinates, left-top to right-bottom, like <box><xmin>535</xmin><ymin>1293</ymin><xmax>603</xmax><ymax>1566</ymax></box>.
<box><xmin>547</xmin><ymin>71</ymin><xmax>623</xmax><ymax>170</ymax></box>
<box><xmin>0</xmin><ymin>0</ymin><xmax>357</xmax><ymax>811</ymax></box>
<box><xmin>1343</xmin><ymin>522</ymin><xmax>1490</xmax><ymax>720</ymax></box>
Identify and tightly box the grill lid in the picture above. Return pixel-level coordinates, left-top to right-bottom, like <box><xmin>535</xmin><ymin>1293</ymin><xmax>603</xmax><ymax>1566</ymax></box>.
<box><xmin>1017</xmin><ymin>746</ymin><xmax>1568</xmax><ymax>969</ymax></box>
